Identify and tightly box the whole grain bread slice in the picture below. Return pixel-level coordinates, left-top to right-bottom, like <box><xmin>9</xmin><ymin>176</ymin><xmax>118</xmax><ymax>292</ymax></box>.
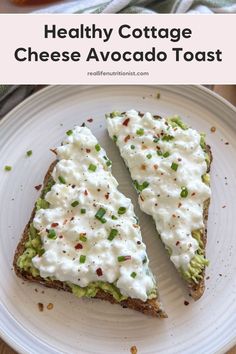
<box><xmin>13</xmin><ymin>161</ymin><xmax>167</xmax><ymax>318</ymax></box>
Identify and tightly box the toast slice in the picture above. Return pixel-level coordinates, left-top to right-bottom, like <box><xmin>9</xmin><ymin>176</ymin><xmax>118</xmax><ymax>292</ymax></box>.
<box><xmin>13</xmin><ymin>126</ymin><xmax>166</xmax><ymax>318</ymax></box>
<box><xmin>106</xmin><ymin>110</ymin><xmax>212</xmax><ymax>300</ymax></box>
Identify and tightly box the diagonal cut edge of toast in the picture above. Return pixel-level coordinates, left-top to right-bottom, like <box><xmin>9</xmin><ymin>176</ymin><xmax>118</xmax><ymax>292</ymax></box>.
<box><xmin>13</xmin><ymin>161</ymin><xmax>167</xmax><ymax>318</ymax></box>
<box><xmin>188</xmin><ymin>144</ymin><xmax>212</xmax><ymax>300</ymax></box>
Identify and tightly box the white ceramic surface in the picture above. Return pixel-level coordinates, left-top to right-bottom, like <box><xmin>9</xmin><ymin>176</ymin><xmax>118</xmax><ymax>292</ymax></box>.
<box><xmin>0</xmin><ymin>85</ymin><xmax>236</xmax><ymax>354</ymax></box>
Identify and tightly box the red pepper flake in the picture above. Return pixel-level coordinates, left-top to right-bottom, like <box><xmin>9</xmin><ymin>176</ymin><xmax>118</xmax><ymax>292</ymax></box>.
<box><xmin>178</xmin><ymin>158</ymin><xmax>182</xmax><ymax>162</ymax></box>
<box><xmin>140</xmin><ymin>195</ymin><xmax>144</xmax><ymax>202</ymax></box>
<box><xmin>153</xmin><ymin>164</ymin><xmax>158</xmax><ymax>170</ymax></box>
<box><xmin>210</xmin><ymin>126</ymin><xmax>216</xmax><ymax>133</ymax></box>
<box><xmin>225</xmin><ymin>142</ymin><xmax>229</xmax><ymax>145</ymax></box>
<box><xmin>172</xmin><ymin>214</ymin><xmax>176</xmax><ymax>218</ymax></box>
<box><xmin>96</xmin><ymin>268</ymin><xmax>103</xmax><ymax>276</ymax></box>
<box><xmin>141</xmin><ymin>164</ymin><xmax>146</xmax><ymax>171</ymax></box>
<box><xmin>63</xmin><ymin>219</ymin><xmax>68</xmax><ymax>225</ymax></box>
<box><xmin>38</xmin><ymin>303</ymin><xmax>44</xmax><ymax>312</ymax></box>
<box><xmin>130</xmin><ymin>346</ymin><xmax>138</xmax><ymax>354</ymax></box>
<box><xmin>105</xmin><ymin>192</ymin><xmax>110</xmax><ymax>200</ymax></box>
<box><xmin>84</xmin><ymin>189</ymin><xmax>88</xmax><ymax>196</ymax></box>
<box><xmin>191</xmin><ymin>192</ymin><xmax>196</xmax><ymax>196</ymax></box>
<box><xmin>87</xmin><ymin>118</ymin><xmax>93</xmax><ymax>123</ymax></box>
<box><xmin>178</xmin><ymin>203</ymin><xmax>182</xmax><ymax>208</ymax></box>
<box><xmin>124</xmin><ymin>135</ymin><xmax>131</xmax><ymax>143</ymax></box>
<box><xmin>176</xmin><ymin>241</ymin><xmax>180</xmax><ymax>246</ymax></box>
<box><xmin>86</xmin><ymin>148</ymin><xmax>91</xmax><ymax>153</ymax></box>
<box><xmin>137</xmin><ymin>241</ymin><xmax>141</xmax><ymax>245</ymax></box>
<box><xmin>133</xmin><ymin>224</ymin><xmax>139</xmax><ymax>228</ymax></box>
<box><xmin>50</xmin><ymin>148</ymin><xmax>57</xmax><ymax>155</ymax></box>
<box><xmin>156</xmin><ymin>145</ymin><xmax>161</xmax><ymax>150</ymax></box>
<box><xmin>75</xmin><ymin>243</ymin><xmax>83</xmax><ymax>250</ymax></box>
<box><xmin>51</xmin><ymin>223</ymin><xmax>59</xmax><ymax>228</ymax></box>
<box><xmin>70</xmin><ymin>216</ymin><xmax>74</xmax><ymax>221</ymax></box>
<box><xmin>59</xmin><ymin>235</ymin><xmax>63</xmax><ymax>239</ymax></box>
<box><xmin>123</xmin><ymin>118</ymin><xmax>130</xmax><ymax>126</ymax></box>
<box><xmin>184</xmin><ymin>300</ymin><xmax>189</xmax><ymax>306</ymax></box>
<box><xmin>34</xmin><ymin>184</ymin><xmax>42</xmax><ymax>191</ymax></box>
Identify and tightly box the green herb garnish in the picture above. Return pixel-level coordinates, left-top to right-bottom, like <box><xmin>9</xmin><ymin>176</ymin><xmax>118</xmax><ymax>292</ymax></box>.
<box><xmin>80</xmin><ymin>208</ymin><xmax>86</xmax><ymax>214</ymax></box>
<box><xmin>113</xmin><ymin>135</ymin><xmax>118</xmax><ymax>143</ymax></box>
<box><xmin>79</xmin><ymin>235</ymin><xmax>87</xmax><ymax>242</ymax></box>
<box><xmin>136</xmin><ymin>128</ymin><xmax>144</xmax><ymax>136</ymax></box>
<box><xmin>66</xmin><ymin>130</ymin><xmax>73</xmax><ymax>136</ymax></box>
<box><xmin>117</xmin><ymin>255</ymin><xmax>131</xmax><ymax>262</ymax></box>
<box><xmin>118</xmin><ymin>207</ymin><xmax>127</xmax><ymax>215</ymax></box>
<box><xmin>133</xmin><ymin>180</ymin><xmax>149</xmax><ymax>192</ymax></box>
<box><xmin>163</xmin><ymin>151</ymin><xmax>170</xmax><ymax>158</ymax></box>
<box><xmin>71</xmin><ymin>201</ymin><xmax>79</xmax><ymax>207</ymax></box>
<box><xmin>162</xmin><ymin>135</ymin><xmax>174</xmax><ymax>142</ymax></box>
<box><xmin>130</xmin><ymin>272</ymin><xmax>137</xmax><ymax>278</ymax></box>
<box><xmin>58</xmin><ymin>176</ymin><xmax>66</xmax><ymax>184</ymax></box>
<box><xmin>111</xmin><ymin>215</ymin><xmax>118</xmax><ymax>220</ymax></box>
<box><xmin>106</xmin><ymin>160</ymin><xmax>112</xmax><ymax>167</ymax></box>
<box><xmin>26</xmin><ymin>150</ymin><xmax>32</xmax><ymax>157</ymax></box>
<box><xmin>130</xmin><ymin>145</ymin><xmax>135</xmax><ymax>150</ymax></box>
<box><xmin>171</xmin><ymin>162</ymin><xmax>179</xmax><ymax>171</ymax></box>
<box><xmin>4</xmin><ymin>165</ymin><xmax>12</xmax><ymax>171</ymax></box>
<box><xmin>95</xmin><ymin>144</ymin><xmax>101</xmax><ymax>152</ymax></box>
<box><xmin>108</xmin><ymin>229</ymin><xmax>118</xmax><ymax>241</ymax></box>
<box><xmin>48</xmin><ymin>229</ymin><xmax>56</xmax><ymax>239</ymax></box>
<box><xmin>180</xmin><ymin>187</ymin><xmax>188</xmax><ymax>198</ymax></box>
<box><xmin>153</xmin><ymin>137</ymin><xmax>159</xmax><ymax>143</ymax></box>
<box><xmin>79</xmin><ymin>255</ymin><xmax>86</xmax><ymax>264</ymax></box>
<box><xmin>146</xmin><ymin>154</ymin><xmax>152</xmax><ymax>159</ymax></box>
<box><xmin>88</xmin><ymin>164</ymin><xmax>97</xmax><ymax>172</ymax></box>
<box><xmin>95</xmin><ymin>207</ymin><xmax>106</xmax><ymax>221</ymax></box>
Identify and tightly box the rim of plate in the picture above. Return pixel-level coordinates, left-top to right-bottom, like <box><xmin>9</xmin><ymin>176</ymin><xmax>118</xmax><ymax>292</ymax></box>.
<box><xmin>0</xmin><ymin>85</ymin><xmax>235</xmax><ymax>354</ymax></box>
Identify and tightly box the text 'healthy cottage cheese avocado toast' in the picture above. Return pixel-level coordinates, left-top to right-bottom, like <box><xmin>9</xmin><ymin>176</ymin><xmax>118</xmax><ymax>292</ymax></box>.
<box><xmin>107</xmin><ymin>110</ymin><xmax>212</xmax><ymax>300</ymax></box>
<box><xmin>14</xmin><ymin>126</ymin><xmax>166</xmax><ymax>318</ymax></box>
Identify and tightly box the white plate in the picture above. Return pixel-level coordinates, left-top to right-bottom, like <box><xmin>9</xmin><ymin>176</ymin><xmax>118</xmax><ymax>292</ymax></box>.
<box><xmin>0</xmin><ymin>85</ymin><xmax>236</xmax><ymax>354</ymax></box>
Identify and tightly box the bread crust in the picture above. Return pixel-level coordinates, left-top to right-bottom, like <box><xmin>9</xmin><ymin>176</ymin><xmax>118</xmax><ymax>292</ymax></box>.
<box><xmin>187</xmin><ymin>144</ymin><xmax>212</xmax><ymax>300</ymax></box>
<box><xmin>13</xmin><ymin>161</ymin><xmax>167</xmax><ymax>318</ymax></box>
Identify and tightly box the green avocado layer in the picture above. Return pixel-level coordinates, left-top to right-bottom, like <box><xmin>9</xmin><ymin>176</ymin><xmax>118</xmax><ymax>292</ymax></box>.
<box><xmin>17</xmin><ymin>176</ymin><xmax>156</xmax><ymax>302</ymax></box>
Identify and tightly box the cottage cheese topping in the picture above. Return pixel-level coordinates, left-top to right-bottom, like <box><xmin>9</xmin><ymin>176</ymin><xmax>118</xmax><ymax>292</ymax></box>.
<box><xmin>107</xmin><ymin>110</ymin><xmax>211</xmax><ymax>271</ymax></box>
<box><xmin>32</xmin><ymin>126</ymin><xmax>155</xmax><ymax>301</ymax></box>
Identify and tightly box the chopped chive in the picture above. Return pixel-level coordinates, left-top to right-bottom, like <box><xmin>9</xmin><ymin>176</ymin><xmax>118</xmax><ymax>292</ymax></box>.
<box><xmin>80</xmin><ymin>208</ymin><xmax>86</xmax><ymax>214</ymax></box>
<box><xmin>117</xmin><ymin>255</ymin><xmax>131</xmax><ymax>262</ymax></box>
<box><xmin>88</xmin><ymin>164</ymin><xmax>97</xmax><ymax>172</ymax></box>
<box><xmin>95</xmin><ymin>207</ymin><xmax>106</xmax><ymax>221</ymax></box>
<box><xmin>157</xmin><ymin>151</ymin><xmax>163</xmax><ymax>156</ymax></box>
<box><xmin>130</xmin><ymin>145</ymin><xmax>135</xmax><ymax>150</ymax></box>
<box><xmin>130</xmin><ymin>272</ymin><xmax>137</xmax><ymax>278</ymax></box>
<box><xmin>180</xmin><ymin>187</ymin><xmax>188</xmax><ymax>198</ymax></box>
<box><xmin>100</xmin><ymin>218</ymin><xmax>107</xmax><ymax>224</ymax></box>
<box><xmin>111</xmin><ymin>215</ymin><xmax>118</xmax><ymax>220</ymax></box>
<box><xmin>136</xmin><ymin>128</ymin><xmax>144</xmax><ymax>136</ymax></box>
<box><xmin>66</xmin><ymin>130</ymin><xmax>73</xmax><ymax>136</ymax></box>
<box><xmin>58</xmin><ymin>176</ymin><xmax>66</xmax><ymax>184</ymax></box>
<box><xmin>4</xmin><ymin>165</ymin><xmax>12</xmax><ymax>171</ymax></box>
<box><xmin>26</xmin><ymin>150</ymin><xmax>32</xmax><ymax>157</ymax></box>
<box><xmin>134</xmin><ymin>180</ymin><xmax>149</xmax><ymax>192</ymax></box>
<box><xmin>71</xmin><ymin>200</ymin><xmax>79</xmax><ymax>207</ymax></box>
<box><xmin>118</xmin><ymin>207</ymin><xmax>127</xmax><ymax>215</ymax></box>
<box><xmin>79</xmin><ymin>255</ymin><xmax>86</xmax><ymax>263</ymax></box>
<box><xmin>48</xmin><ymin>229</ymin><xmax>56</xmax><ymax>239</ymax></box>
<box><xmin>153</xmin><ymin>137</ymin><xmax>159</xmax><ymax>143</ymax></box>
<box><xmin>113</xmin><ymin>135</ymin><xmax>118</xmax><ymax>143</ymax></box>
<box><xmin>108</xmin><ymin>229</ymin><xmax>118</xmax><ymax>241</ymax></box>
<box><xmin>106</xmin><ymin>160</ymin><xmax>112</xmax><ymax>167</ymax></box>
<box><xmin>79</xmin><ymin>235</ymin><xmax>87</xmax><ymax>242</ymax></box>
<box><xmin>142</xmin><ymin>256</ymin><xmax>147</xmax><ymax>264</ymax></box>
<box><xmin>95</xmin><ymin>144</ymin><xmax>101</xmax><ymax>152</ymax></box>
<box><xmin>171</xmin><ymin>162</ymin><xmax>179</xmax><ymax>171</ymax></box>
<box><xmin>163</xmin><ymin>151</ymin><xmax>170</xmax><ymax>158</ymax></box>
<box><xmin>162</xmin><ymin>135</ymin><xmax>174</xmax><ymax>142</ymax></box>
<box><xmin>103</xmin><ymin>155</ymin><xmax>108</xmax><ymax>160</ymax></box>
<box><xmin>146</xmin><ymin>154</ymin><xmax>152</xmax><ymax>159</ymax></box>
